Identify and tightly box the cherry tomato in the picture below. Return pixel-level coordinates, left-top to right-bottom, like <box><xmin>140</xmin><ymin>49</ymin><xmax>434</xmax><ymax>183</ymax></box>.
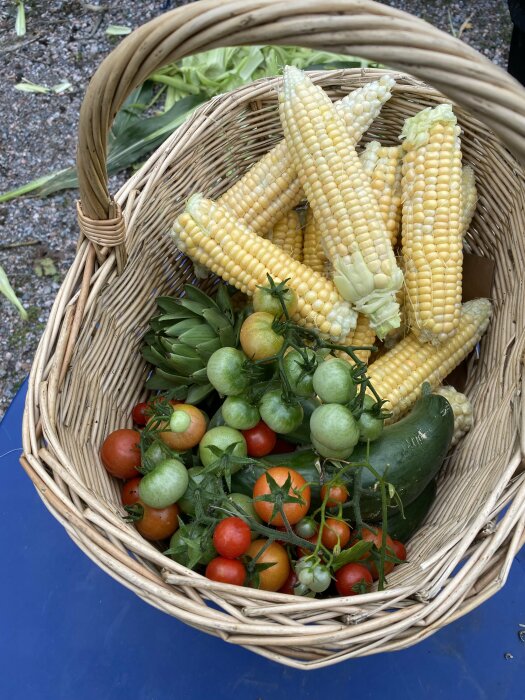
<box><xmin>270</xmin><ymin>437</ymin><xmax>295</xmax><ymax>454</ymax></box>
<box><xmin>294</xmin><ymin>516</ymin><xmax>318</xmax><ymax>539</ymax></box>
<box><xmin>320</xmin><ymin>483</ymin><xmax>349</xmax><ymax>507</ymax></box>
<box><xmin>205</xmin><ymin>557</ymin><xmax>246</xmax><ymax>586</ymax></box>
<box><xmin>252</xmin><ymin>285</ymin><xmax>298</xmax><ymax>318</ymax></box>
<box><xmin>242</xmin><ymin>421</ymin><xmax>277</xmax><ymax>457</ymax></box>
<box><xmin>152</xmin><ymin>404</ymin><xmax>207</xmax><ymax>451</ymax></box>
<box><xmin>356</xmin><ymin>526</ymin><xmax>396</xmax><ymax>579</ymax></box>
<box><xmin>100</xmin><ymin>429</ymin><xmax>141</xmax><ymax>479</ymax></box>
<box><xmin>132</xmin><ymin>402</ymin><xmax>149</xmax><ymax>426</ymax></box>
<box><xmin>391</xmin><ymin>540</ymin><xmax>407</xmax><ymax>562</ymax></box>
<box><xmin>213</xmin><ymin>517</ymin><xmax>252</xmax><ymax>559</ymax></box>
<box><xmin>278</xmin><ymin>569</ymin><xmax>299</xmax><ymax>595</ymax></box>
<box><xmin>121</xmin><ymin>478</ymin><xmax>180</xmax><ymax>541</ymax></box>
<box><xmin>321</xmin><ymin>518</ymin><xmax>351</xmax><ymax>550</ymax></box>
<box><xmin>357</xmin><ymin>411</ymin><xmax>384</xmax><ymax>442</ymax></box>
<box><xmin>253</xmin><ymin>467</ymin><xmax>311</xmax><ymax>526</ymax></box>
<box><xmin>358</xmin><ymin>527</ymin><xmax>395</xmax><ymax>556</ymax></box>
<box><xmin>240</xmin><ymin>312</ymin><xmax>284</xmax><ymax>361</ymax></box>
<box><xmin>335</xmin><ymin>563</ymin><xmax>373</xmax><ymax>596</ymax></box>
<box><xmin>246</xmin><ymin>539</ymin><xmax>290</xmax><ymax>591</ymax></box>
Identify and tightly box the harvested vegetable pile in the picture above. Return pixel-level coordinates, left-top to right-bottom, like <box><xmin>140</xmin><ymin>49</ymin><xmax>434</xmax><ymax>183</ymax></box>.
<box><xmin>99</xmin><ymin>68</ymin><xmax>491</xmax><ymax>598</ymax></box>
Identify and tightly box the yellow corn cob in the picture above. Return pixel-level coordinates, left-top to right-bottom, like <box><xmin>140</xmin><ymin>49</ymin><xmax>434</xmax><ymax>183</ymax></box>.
<box><xmin>173</xmin><ymin>195</ymin><xmax>357</xmax><ymax>339</ymax></box>
<box><xmin>434</xmin><ymin>385</ymin><xmax>473</xmax><ymax>446</ymax></box>
<box><xmin>219</xmin><ymin>75</ymin><xmax>396</xmax><ymax>235</ymax></box>
<box><xmin>371</xmin><ymin>145</ymin><xmax>403</xmax><ymax>246</ymax></box>
<box><xmin>302</xmin><ymin>206</ymin><xmax>326</xmax><ymax>274</ymax></box>
<box><xmin>400</xmin><ymin>104</ymin><xmax>463</xmax><ymax>345</ymax></box>
<box><xmin>280</xmin><ymin>66</ymin><xmax>403</xmax><ymax>339</ymax></box>
<box><xmin>270</xmin><ymin>210</ymin><xmax>303</xmax><ymax>261</ymax></box>
<box><xmin>342</xmin><ymin>314</ymin><xmax>377</xmax><ymax>364</ymax></box>
<box><xmin>367</xmin><ymin>298</ymin><xmax>491</xmax><ymax>420</ymax></box>
<box><xmin>461</xmin><ymin>165</ymin><xmax>477</xmax><ymax>236</ymax></box>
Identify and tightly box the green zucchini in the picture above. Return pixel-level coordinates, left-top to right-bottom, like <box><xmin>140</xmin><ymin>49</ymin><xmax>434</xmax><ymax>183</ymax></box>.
<box><xmin>381</xmin><ymin>479</ymin><xmax>437</xmax><ymax>543</ymax></box>
<box><xmin>231</xmin><ymin>391</ymin><xmax>453</xmax><ymax>521</ymax></box>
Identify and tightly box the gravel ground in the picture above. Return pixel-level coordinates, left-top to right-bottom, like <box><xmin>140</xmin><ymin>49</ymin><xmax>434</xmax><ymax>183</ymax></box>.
<box><xmin>0</xmin><ymin>0</ymin><xmax>513</xmax><ymax>419</ymax></box>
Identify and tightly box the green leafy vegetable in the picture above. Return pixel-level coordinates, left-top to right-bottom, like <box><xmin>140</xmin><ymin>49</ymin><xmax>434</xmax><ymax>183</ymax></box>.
<box><xmin>15</xmin><ymin>1</ymin><xmax>26</xmax><ymax>37</ymax></box>
<box><xmin>106</xmin><ymin>24</ymin><xmax>132</xmax><ymax>36</ymax></box>
<box><xmin>0</xmin><ymin>265</ymin><xmax>27</xmax><ymax>319</ymax></box>
<box><xmin>1</xmin><ymin>45</ymin><xmax>377</xmax><ymax>203</ymax></box>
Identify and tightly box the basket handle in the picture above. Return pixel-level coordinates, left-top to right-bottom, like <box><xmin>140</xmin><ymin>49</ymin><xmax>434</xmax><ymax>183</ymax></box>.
<box><xmin>77</xmin><ymin>0</ymin><xmax>525</xmax><ymax>236</ymax></box>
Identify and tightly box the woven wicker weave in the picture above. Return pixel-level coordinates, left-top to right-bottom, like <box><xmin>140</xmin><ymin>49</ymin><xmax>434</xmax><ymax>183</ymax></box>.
<box><xmin>20</xmin><ymin>0</ymin><xmax>525</xmax><ymax>668</ymax></box>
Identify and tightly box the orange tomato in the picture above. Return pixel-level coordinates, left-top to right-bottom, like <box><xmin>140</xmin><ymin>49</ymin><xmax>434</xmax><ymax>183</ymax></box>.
<box><xmin>252</xmin><ymin>467</ymin><xmax>311</xmax><ymax>526</ymax></box>
<box><xmin>246</xmin><ymin>539</ymin><xmax>290</xmax><ymax>591</ymax></box>
<box><xmin>150</xmin><ymin>404</ymin><xmax>207</xmax><ymax>451</ymax></box>
<box><xmin>321</xmin><ymin>518</ymin><xmax>351</xmax><ymax>550</ymax></box>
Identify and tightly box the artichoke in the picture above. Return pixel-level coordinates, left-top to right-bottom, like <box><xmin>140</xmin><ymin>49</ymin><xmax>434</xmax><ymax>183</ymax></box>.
<box><xmin>142</xmin><ymin>284</ymin><xmax>247</xmax><ymax>403</ymax></box>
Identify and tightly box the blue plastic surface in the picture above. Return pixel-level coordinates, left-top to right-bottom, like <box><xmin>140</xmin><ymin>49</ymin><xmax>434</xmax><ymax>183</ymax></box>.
<box><xmin>1</xmin><ymin>381</ymin><xmax>524</xmax><ymax>699</ymax></box>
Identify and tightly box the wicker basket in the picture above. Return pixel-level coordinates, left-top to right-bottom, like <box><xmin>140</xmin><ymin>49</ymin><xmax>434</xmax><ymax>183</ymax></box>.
<box><xmin>20</xmin><ymin>0</ymin><xmax>525</xmax><ymax>669</ymax></box>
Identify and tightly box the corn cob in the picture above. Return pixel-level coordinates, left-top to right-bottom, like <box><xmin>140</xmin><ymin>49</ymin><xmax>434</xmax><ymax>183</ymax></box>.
<box><xmin>370</xmin><ymin>145</ymin><xmax>403</xmax><ymax>246</ymax></box>
<box><xmin>270</xmin><ymin>210</ymin><xmax>303</xmax><ymax>261</ymax></box>
<box><xmin>359</xmin><ymin>140</ymin><xmax>382</xmax><ymax>176</ymax></box>
<box><xmin>400</xmin><ymin>104</ymin><xmax>463</xmax><ymax>345</ymax></box>
<box><xmin>366</xmin><ymin>298</ymin><xmax>491</xmax><ymax>420</ymax></box>
<box><xmin>461</xmin><ymin>165</ymin><xmax>477</xmax><ymax>236</ymax></box>
<box><xmin>434</xmin><ymin>385</ymin><xmax>473</xmax><ymax>446</ymax></box>
<box><xmin>302</xmin><ymin>206</ymin><xmax>327</xmax><ymax>275</ymax></box>
<box><xmin>173</xmin><ymin>195</ymin><xmax>357</xmax><ymax>339</ymax></box>
<box><xmin>342</xmin><ymin>314</ymin><xmax>377</xmax><ymax>364</ymax></box>
<box><xmin>280</xmin><ymin>66</ymin><xmax>403</xmax><ymax>339</ymax></box>
<box><xmin>218</xmin><ymin>75</ymin><xmax>396</xmax><ymax>236</ymax></box>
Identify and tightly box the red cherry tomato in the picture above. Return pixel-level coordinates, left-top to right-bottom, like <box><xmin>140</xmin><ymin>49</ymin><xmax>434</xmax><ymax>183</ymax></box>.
<box><xmin>335</xmin><ymin>563</ymin><xmax>373</xmax><ymax>596</ymax></box>
<box><xmin>391</xmin><ymin>539</ymin><xmax>407</xmax><ymax>561</ymax></box>
<box><xmin>271</xmin><ymin>438</ymin><xmax>296</xmax><ymax>454</ymax></box>
<box><xmin>121</xmin><ymin>477</ymin><xmax>180</xmax><ymax>541</ymax></box>
<box><xmin>100</xmin><ymin>429</ymin><xmax>141</xmax><ymax>479</ymax></box>
<box><xmin>131</xmin><ymin>402</ymin><xmax>149</xmax><ymax>426</ymax></box>
<box><xmin>321</xmin><ymin>518</ymin><xmax>351</xmax><ymax>550</ymax></box>
<box><xmin>356</xmin><ymin>527</ymin><xmax>396</xmax><ymax>580</ymax></box>
<box><xmin>212</xmin><ymin>517</ymin><xmax>252</xmax><ymax>559</ymax></box>
<box><xmin>205</xmin><ymin>557</ymin><xmax>246</xmax><ymax>586</ymax></box>
<box><xmin>320</xmin><ymin>483</ymin><xmax>349</xmax><ymax>507</ymax></box>
<box><xmin>278</xmin><ymin>569</ymin><xmax>299</xmax><ymax>595</ymax></box>
<box><xmin>242</xmin><ymin>421</ymin><xmax>277</xmax><ymax>457</ymax></box>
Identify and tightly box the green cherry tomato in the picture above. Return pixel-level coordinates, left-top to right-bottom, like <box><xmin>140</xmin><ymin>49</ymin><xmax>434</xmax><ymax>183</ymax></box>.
<box><xmin>221</xmin><ymin>395</ymin><xmax>261</xmax><ymax>430</ymax></box>
<box><xmin>207</xmin><ymin>347</ymin><xmax>250</xmax><ymax>396</ymax></box>
<box><xmin>252</xmin><ymin>285</ymin><xmax>298</xmax><ymax>318</ymax></box>
<box><xmin>312</xmin><ymin>358</ymin><xmax>357</xmax><ymax>404</ymax></box>
<box><xmin>310</xmin><ymin>403</ymin><xmax>360</xmax><ymax>459</ymax></box>
<box><xmin>309</xmin><ymin>565</ymin><xmax>332</xmax><ymax>593</ymax></box>
<box><xmin>358</xmin><ymin>411</ymin><xmax>384</xmax><ymax>442</ymax></box>
<box><xmin>294</xmin><ymin>516</ymin><xmax>318</xmax><ymax>539</ymax></box>
<box><xmin>198</xmin><ymin>426</ymin><xmax>247</xmax><ymax>470</ymax></box>
<box><xmin>282</xmin><ymin>349</ymin><xmax>317</xmax><ymax>398</ymax></box>
<box><xmin>143</xmin><ymin>440</ymin><xmax>171</xmax><ymax>471</ymax></box>
<box><xmin>138</xmin><ymin>458</ymin><xmax>189</xmax><ymax>508</ymax></box>
<box><xmin>259</xmin><ymin>389</ymin><xmax>304</xmax><ymax>434</ymax></box>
